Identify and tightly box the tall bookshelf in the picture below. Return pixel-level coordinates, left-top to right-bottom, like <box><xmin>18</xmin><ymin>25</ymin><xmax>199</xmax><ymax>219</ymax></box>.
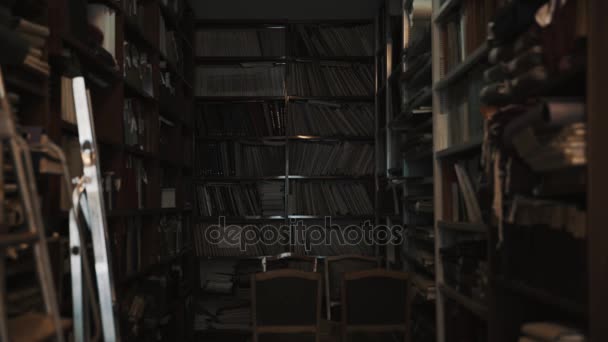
<box><xmin>194</xmin><ymin>20</ymin><xmax>376</xmax><ymax>257</ymax></box>
<box><xmin>3</xmin><ymin>0</ymin><xmax>197</xmax><ymax>340</ymax></box>
<box><xmin>432</xmin><ymin>0</ymin><xmax>592</xmax><ymax>341</ymax></box>
<box><xmin>376</xmin><ymin>0</ymin><xmax>436</xmax><ymax>341</ymax></box>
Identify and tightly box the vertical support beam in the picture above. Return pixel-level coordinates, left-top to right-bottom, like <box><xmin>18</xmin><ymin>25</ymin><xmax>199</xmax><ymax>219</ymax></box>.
<box><xmin>587</xmin><ymin>0</ymin><xmax>608</xmax><ymax>341</ymax></box>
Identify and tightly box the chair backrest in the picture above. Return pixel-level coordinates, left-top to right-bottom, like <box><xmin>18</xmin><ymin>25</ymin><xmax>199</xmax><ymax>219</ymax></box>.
<box><xmin>325</xmin><ymin>255</ymin><xmax>380</xmax><ymax>301</ymax></box>
<box><xmin>341</xmin><ymin>269</ymin><xmax>409</xmax><ymax>327</ymax></box>
<box><xmin>252</xmin><ymin>269</ymin><xmax>321</xmax><ymax>338</ymax></box>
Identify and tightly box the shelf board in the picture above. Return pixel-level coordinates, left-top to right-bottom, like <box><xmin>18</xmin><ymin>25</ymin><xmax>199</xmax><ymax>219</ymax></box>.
<box><xmin>196</xmin><ymin>215</ymin><xmax>286</xmax><ymax>222</ymax></box>
<box><xmin>108</xmin><ymin>208</ymin><xmax>191</xmax><ymax>217</ymax></box>
<box><xmin>434</xmin><ymin>43</ymin><xmax>489</xmax><ymax>91</ymax></box>
<box><xmin>288</xmin><ymin>215</ymin><xmax>374</xmax><ymax>220</ymax></box>
<box><xmin>291</xmin><ymin>56</ymin><xmax>374</xmax><ymax>63</ymax></box>
<box><xmin>433</xmin><ymin>0</ymin><xmax>462</xmax><ymax>24</ymax></box>
<box><xmin>197</xmin><ymin>175</ymin><xmax>373</xmax><ymax>181</ymax></box>
<box><xmin>289</xmin><ymin>95</ymin><xmax>374</xmax><ymax>102</ymax></box>
<box><xmin>196</xmin><ymin>56</ymin><xmax>288</xmax><ymax>64</ymax></box>
<box><xmin>435</xmin><ymin>136</ymin><xmax>483</xmax><ymax>160</ymax></box>
<box><xmin>196</xmin><ymin>96</ymin><xmax>284</xmax><ymax>102</ymax></box>
<box><xmin>196</xmin><ymin>136</ymin><xmax>374</xmax><ymax>142</ymax></box>
<box><xmin>496</xmin><ymin>276</ymin><xmax>587</xmax><ymax>317</ymax></box>
<box><xmin>439</xmin><ymin>283</ymin><xmax>488</xmax><ymax>320</ymax></box>
<box><xmin>437</xmin><ymin>220</ymin><xmax>487</xmax><ymax>233</ymax></box>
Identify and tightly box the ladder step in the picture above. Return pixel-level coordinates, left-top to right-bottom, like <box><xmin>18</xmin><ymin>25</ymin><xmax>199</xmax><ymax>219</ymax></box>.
<box><xmin>8</xmin><ymin>312</ymin><xmax>72</xmax><ymax>342</ymax></box>
<box><xmin>0</xmin><ymin>232</ymin><xmax>38</xmax><ymax>247</ymax></box>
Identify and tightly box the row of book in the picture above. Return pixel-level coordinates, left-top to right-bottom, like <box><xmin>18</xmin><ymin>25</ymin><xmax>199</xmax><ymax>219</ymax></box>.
<box><xmin>196</xmin><ymin>183</ymin><xmax>262</xmax><ymax>217</ymax></box>
<box><xmin>197</xmin><ymin>102</ymin><xmax>286</xmax><ymax>137</ymax></box>
<box><xmin>287</xmin><ymin>62</ymin><xmax>373</xmax><ymax>97</ymax></box>
<box><xmin>292</xmin><ymin>24</ymin><xmax>374</xmax><ymax>57</ymax></box>
<box><xmin>196</xmin><ymin>65</ymin><xmax>285</xmax><ymax>96</ymax></box>
<box><xmin>195</xmin><ymin>28</ymin><xmax>286</xmax><ymax>57</ymax></box>
<box><xmin>288</xmin><ymin>182</ymin><xmax>373</xmax><ymax>216</ymax></box>
<box><xmin>289</xmin><ymin>142</ymin><xmax>373</xmax><ymax>176</ymax></box>
<box><xmin>287</xmin><ymin>102</ymin><xmax>374</xmax><ymax>136</ymax></box>
<box><xmin>196</xmin><ymin>142</ymin><xmax>284</xmax><ymax>177</ymax></box>
<box><xmin>124</xmin><ymin>40</ymin><xmax>154</xmax><ymax>97</ymax></box>
<box><xmin>123</xmin><ymin>98</ymin><xmax>155</xmax><ymax>152</ymax></box>
<box><xmin>159</xmin><ymin>14</ymin><xmax>183</xmax><ymax>68</ymax></box>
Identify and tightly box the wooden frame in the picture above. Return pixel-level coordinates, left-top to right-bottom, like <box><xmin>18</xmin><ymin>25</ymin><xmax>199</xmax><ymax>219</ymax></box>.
<box><xmin>251</xmin><ymin>269</ymin><xmax>322</xmax><ymax>342</ymax></box>
<box><xmin>324</xmin><ymin>255</ymin><xmax>380</xmax><ymax>320</ymax></box>
<box><xmin>341</xmin><ymin>269</ymin><xmax>410</xmax><ymax>342</ymax></box>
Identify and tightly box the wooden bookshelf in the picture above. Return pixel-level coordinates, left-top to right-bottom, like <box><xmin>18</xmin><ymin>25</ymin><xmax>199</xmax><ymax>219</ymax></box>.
<box><xmin>11</xmin><ymin>0</ymin><xmax>197</xmax><ymax>339</ymax></box>
<box><xmin>193</xmin><ymin>20</ymin><xmax>377</xmax><ymax>258</ymax></box>
<box><xmin>432</xmin><ymin>0</ymin><xmax>592</xmax><ymax>341</ymax></box>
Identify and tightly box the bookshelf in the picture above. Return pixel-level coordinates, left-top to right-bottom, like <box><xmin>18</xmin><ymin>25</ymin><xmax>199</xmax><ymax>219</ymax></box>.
<box><xmin>0</xmin><ymin>0</ymin><xmax>196</xmax><ymax>339</ymax></box>
<box><xmin>432</xmin><ymin>0</ymin><xmax>591</xmax><ymax>341</ymax></box>
<box><xmin>193</xmin><ymin>20</ymin><xmax>376</xmax><ymax>259</ymax></box>
<box><xmin>375</xmin><ymin>1</ymin><xmax>436</xmax><ymax>341</ymax></box>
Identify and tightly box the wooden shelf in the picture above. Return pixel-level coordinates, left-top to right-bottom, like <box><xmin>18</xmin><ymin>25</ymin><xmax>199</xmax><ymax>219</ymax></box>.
<box><xmin>196</xmin><ymin>175</ymin><xmax>373</xmax><ymax>182</ymax></box>
<box><xmin>197</xmin><ymin>136</ymin><xmax>374</xmax><ymax>142</ymax></box>
<box><xmin>289</xmin><ymin>95</ymin><xmax>375</xmax><ymax>102</ymax></box>
<box><xmin>434</xmin><ymin>43</ymin><xmax>488</xmax><ymax>91</ymax></box>
<box><xmin>437</xmin><ymin>220</ymin><xmax>487</xmax><ymax>234</ymax></box>
<box><xmin>439</xmin><ymin>283</ymin><xmax>488</xmax><ymax>320</ymax></box>
<box><xmin>435</xmin><ymin>137</ymin><xmax>483</xmax><ymax>160</ymax></box>
<box><xmin>196</xmin><ymin>96</ymin><xmax>284</xmax><ymax>102</ymax></box>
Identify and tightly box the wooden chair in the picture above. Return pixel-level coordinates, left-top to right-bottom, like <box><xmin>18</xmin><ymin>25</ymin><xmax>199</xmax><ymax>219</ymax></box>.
<box><xmin>262</xmin><ymin>252</ymin><xmax>318</xmax><ymax>272</ymax></box>
<box><xmin>252</xmin><ymin>269</ymin><xmax>322</xmax><ymax>342</ymax></box>
<box><xmin>341</xmin><ymin>269</ymin><xmax>410</xmax><ymax>342</ymax></box>
<box><xmin>324</xmin><ymin>255</ymin><xmax>380</xmax><ymax>320</ymax></box>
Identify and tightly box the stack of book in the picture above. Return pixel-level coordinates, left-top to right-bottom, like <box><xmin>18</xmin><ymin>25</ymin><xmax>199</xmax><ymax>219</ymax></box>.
<box><xmin>288</xmin><ymin>182</ymin><xmax>373</xmax><ymax>216</ymax></box>
<box><xmin>196</xmin><ymin>28</ymin><xmax>286</xmax><ymax>57</ymax></box>
<box><xmin>259</xmin><ymin>181</ymin><xmax>284</xmax><ymax>216</ymax></box>
<box><xmin>289</xmin><ymin>142</ymin><xmax>374</xmax><ymax>176</ymax></box>
<box><xmin>287</xmin><ymin>101</ymin><xmax>374</xmax><ymax>136</ymax></box>
<box><xmin>292</xmin><ymin>24</ymin><xmax>374</xmax><ymax>56</ymax></box>
<box><xmin>2</xmin><ymin>11</ymin><xmax>51</xmax><ymax>75</ymax></box>
<box><xmin>196</xmin><ymin>65</ymin><xmax>285</xmax><ymax>96</ymax></box>
<box><xmin>195</xmin><ymin>297</ymin><xmax>251</xmax><ymax>331</ymax></box>
<box><xmin>199</xmin><ymin>260</ymin><xmax>236</xmax><ymax>294</ymax></box>
<box><xmin>196</xmin><ymin>183</ymin><xmax>261</xmax><ymax>217</ymax></box>
<box><xmin>195</xmin><ymin>142</ymin><xmax>284</xmax><ymax>177</ymax></box>
<box><xmin>198</xmin><ymin>102</ymin><xmax>285</xmax><ymax>137</ymax></box>
<box><xmin>288</xmin><ymin>62</ymin><xmax>373</xmax><ymax>97</ymax></box>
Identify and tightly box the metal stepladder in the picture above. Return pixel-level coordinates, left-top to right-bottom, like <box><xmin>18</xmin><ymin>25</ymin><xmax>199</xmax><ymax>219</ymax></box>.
<box><xmin>68</xmin><ymin>76</ymin><xmax>120</xmax><ymax>342</ymax></box>
<box><xmin>0</xmin><ymin>67</ymin><xmax>66</xmax><ymax>341</ymax></box>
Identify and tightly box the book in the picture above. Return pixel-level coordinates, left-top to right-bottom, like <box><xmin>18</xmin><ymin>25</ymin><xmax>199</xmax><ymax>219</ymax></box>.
<box><xmin>454</xmin><ymin>162</ymin><xmax>483</xmax><ymax>223</ymax></box>
<box><xmin>196</xmin><ymin>65</ymin><xmax>285</xmax><ymax>96</ymax></box>
<box><xmin>292</xmin><ymin>23</ymin><xmax>374</xmax><ymax>56</ymax></box>
<box><xmin>287</xmin><ymin>101</ymin><xmax>374</xmax><ymax>136</ymax></box>
<box><xmin>288</xmin><ymin>62</ymin><xmax>373</xmax><ymax>97</ymax></box>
